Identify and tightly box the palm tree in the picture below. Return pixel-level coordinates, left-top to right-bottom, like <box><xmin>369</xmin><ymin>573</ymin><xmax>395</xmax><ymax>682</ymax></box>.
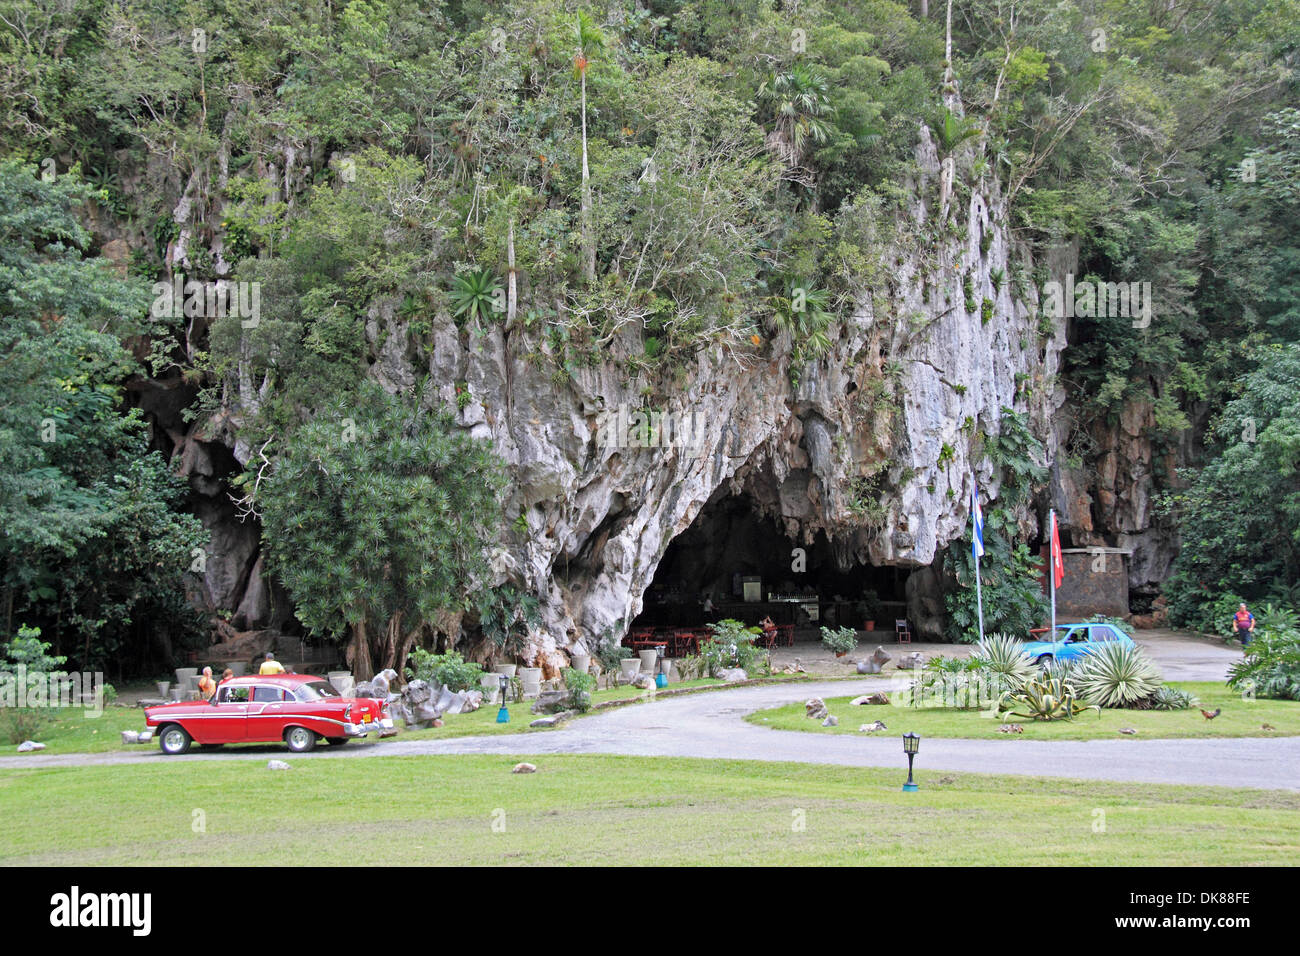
<box><xmin>574</xmin><ymin>11</ymin><xmax>606</xmax><ymax>284</ymax></box>
<box><xmin>756</xmin><ymin>65</ymin><xmax>834</xmax><ymax>169</ymax></box>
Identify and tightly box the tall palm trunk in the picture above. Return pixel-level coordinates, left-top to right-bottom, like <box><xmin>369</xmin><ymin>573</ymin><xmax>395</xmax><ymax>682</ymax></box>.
<box><xmin>580</xmin><ymin>67</ymin><xmax>595</xmax><ymax>283</ymax></box>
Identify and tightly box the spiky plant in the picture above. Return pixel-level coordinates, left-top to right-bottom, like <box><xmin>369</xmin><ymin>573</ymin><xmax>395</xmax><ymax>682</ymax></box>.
<box><xmin>971</xmin><ymin>632</ymin><xmax>1036</xmax><ymax>691</ymax></box>
<box><xmin>1074</xmin><ymin>641</ymin><xmax>1162</xmax><ymax>708</ymax></box>
<box><xmin>449</xmin><ymin>267</ymin><xmax>503</xmax><ymax>325</ymax></box>
<box><xmin>997</xmin><ymin>674</ymin><xmax>1100</xmax><ymax>721</ymax></box>
<box><xmin>1151</xmin><ymin>685</ymin><xmax>1199</xmax><ymax>711</ymax></box>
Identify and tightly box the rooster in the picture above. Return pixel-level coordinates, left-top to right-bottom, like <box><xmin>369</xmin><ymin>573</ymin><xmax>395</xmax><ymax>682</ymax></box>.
<box><xmin>1200</xmin><ymin>708</ymin><xmax>1221</xmax><ymax>720</ymax></box>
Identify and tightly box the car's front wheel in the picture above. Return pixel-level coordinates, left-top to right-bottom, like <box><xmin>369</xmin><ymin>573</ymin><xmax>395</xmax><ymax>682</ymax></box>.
<box><xmin>1036</xmin><ymin>654</ymin><xmax>1053</xmax><ymax>667</ymax></box>
<box><xmin>284</xmin><ymin>726</ymin><xmax>317</xmax><ymax>753</ymax></box>
<box><xmin>159</xmin><ymin>725</ymin><xmax>192</xmax><ymax>755</ymax></box>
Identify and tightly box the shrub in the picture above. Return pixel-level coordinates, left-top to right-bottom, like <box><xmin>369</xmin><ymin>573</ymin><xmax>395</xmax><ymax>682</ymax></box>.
<box><xmin>1</xmin><ymin>626</ymin><xmax>68</xmax><ymax>743</ymax></box>
<box><xmin>405</xmin><ymin>649</ymin><xmax>484</xmax><ymax>692</ymax></box>
<box><xmin>819</xmin><ymin>626</ymin><xmax>857</xmax><ymax>655</ymax></box>
<box><xmin>700</xmin><ymin>619</ymin><xmax>763</xmax><ymax>676</ymax></box>
<box><xmin>562</xmin><ymin>667</ymin><xmax>595</xmax><ymax>712</ymax></box>
<box><xmin>595</xmin><ymin>641</ymin><xmax>632</xmax><ymax>673</ymax></box>
<box><xmin>998</xmin><ymin>675</ymin><xmax>1100</xmax><ymax>721</ymax></box>
<box><xmin>1228</xmin><ymin>605</ymin><xmax>1300</xmax><ymax>700</ymax></box>
<box><xmin>1151</xmin><ymin>685</ymin><xmax>1199</xmax><ymax>710</ymax></box>
<box><xmin>1074</xmin><ymin>642</ymin><xmax>1162</xmax><ymax>708</ymax></box>
<box><xmin>970</xmin><ymin>632</ymin><xmax>1036</xmax><ymax>690</ymax></box>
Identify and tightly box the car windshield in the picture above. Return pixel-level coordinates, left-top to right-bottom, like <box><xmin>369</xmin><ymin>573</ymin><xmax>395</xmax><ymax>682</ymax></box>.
<box><xmin>297</xmin><ymin>680</ymin><xmax>341</xmax><ymax>700</ymax></box>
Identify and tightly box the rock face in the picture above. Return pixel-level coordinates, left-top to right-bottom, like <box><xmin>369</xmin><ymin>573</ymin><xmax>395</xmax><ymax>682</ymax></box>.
<box><xmin>141</xmin><ymin>122</ymin><xmax>1078</xmax><ymax>659</ymax></box>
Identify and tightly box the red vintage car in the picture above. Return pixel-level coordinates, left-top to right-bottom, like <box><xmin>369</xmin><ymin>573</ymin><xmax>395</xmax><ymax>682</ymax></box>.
<box><xmin>144</xmin><ymin>674</ymin><xmax>393</xmax><ymax>755</ymax></box>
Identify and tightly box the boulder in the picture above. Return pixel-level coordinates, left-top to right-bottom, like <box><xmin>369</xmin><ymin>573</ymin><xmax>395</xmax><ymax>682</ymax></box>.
<box><xmin>821</xmin><ymin>715</ymin><xmax>838</xmax><ymax>727</ymax></box>
<box><xmin>529</xmin><ymin>714</ymin><xmax>570</xmax><ymax>728</ymax></box>
<box><xmin>16</xmin><ymin>741</ymin><xmax>45</xmax><ymax>752</ymax></box>
<box><xmin>805</xmin><ymin>697</ymin><xmax>829</xmax><ymax>720</ymax></box>
<box><xmin>267</xmin><ymin>760</ymin><xmax>291</xmax><ymax>770</ymax></box>
<box><xmin>849</xmin><ymin>693</ymin><xmax>890</xmax><ymax>706</ymax></box>
<box><xmin>895</xmin><ymin>652</ymin><xmax>926</xmax><ymax>670</ymax></box>
<box><xmin>512</xmin><ymin>762</ymin><xmax>537</xmax><ymax>774</ymax></box>
<box><xmin>530</xmin><ymin>690</ymin><xmax>569</xmax><ymax>715</ymax></box>
<box><xmin>719</xmin><ymin>668</ymin><xmax>747</xmax><ymax>682</ymax></box>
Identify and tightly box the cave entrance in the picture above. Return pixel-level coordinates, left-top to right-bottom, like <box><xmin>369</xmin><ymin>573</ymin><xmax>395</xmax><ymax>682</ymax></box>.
<box><xmin>632</xmin><ymin>489</ymin><xmax>908</xmax><ymax>640</ymax></box>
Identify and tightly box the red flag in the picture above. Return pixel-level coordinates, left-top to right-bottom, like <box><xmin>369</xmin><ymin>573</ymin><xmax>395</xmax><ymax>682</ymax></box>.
<box><xmin>1050</xmin><ymin>512</ymin><xmax>1064</xmax><ymax>589</ymax></box>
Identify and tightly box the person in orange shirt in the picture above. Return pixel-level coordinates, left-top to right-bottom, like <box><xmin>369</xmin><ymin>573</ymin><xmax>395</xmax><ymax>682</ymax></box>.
<box><xmin>197</xmin><ymin>666</ymin><xmax>217</xmax><ymax>700</ymax></box>
<box><xmin>1233</xmin><ymin>603</ymin><xmax>1256</xmax><ymax>646</ymax></box>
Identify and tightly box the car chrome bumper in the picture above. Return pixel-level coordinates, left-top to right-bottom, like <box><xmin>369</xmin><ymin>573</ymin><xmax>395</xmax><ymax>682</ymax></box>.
<box><xmin>342</xmin><ymin>723</ymin><xmax>370</xmax><ymax>737</ymax></box>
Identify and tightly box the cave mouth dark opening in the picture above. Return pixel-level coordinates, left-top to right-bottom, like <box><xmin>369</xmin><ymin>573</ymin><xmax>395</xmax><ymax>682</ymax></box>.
<box><xmin>632</xmin><ymin>490</ymin><xmax>909</xmax><ymax>635</ymax></box>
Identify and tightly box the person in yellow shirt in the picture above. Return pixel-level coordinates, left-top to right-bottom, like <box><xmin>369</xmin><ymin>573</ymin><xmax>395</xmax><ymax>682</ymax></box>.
<box><xmin>259</xmin><ymin>652</ymin><xmax>285</xmax><ymax>675</ymax></box>
<box><xmin>197</xmin><ymin>666</ymin><xmax>217</xmax><ymax>700</ymax></box>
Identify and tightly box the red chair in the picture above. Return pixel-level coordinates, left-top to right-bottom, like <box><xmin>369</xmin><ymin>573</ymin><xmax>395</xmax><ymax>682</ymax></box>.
<box><xmin>672</xmin><ymin>630</ymin><xmax>699</xmax><ymax>656</ymax></box>
<box><xmin>895</xmin><ymin>619</ymin><xmax>912</xmax><ymax>644</ymax></box>
<box><xmin>776</xmin><ymin>624</ymin><xmax>795</xmax><ymax>647</ymax></box>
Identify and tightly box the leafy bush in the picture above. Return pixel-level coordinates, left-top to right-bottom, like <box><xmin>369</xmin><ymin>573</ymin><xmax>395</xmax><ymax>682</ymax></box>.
<box><xmin>1073</xmin><ymin>642</ymin><xmax>1162</xmax><ymax>708</ymax></box>
<box><xmin>405</xmin><ymin>649</ymin><xmax>484</xmax><ymax>692</ymax></box>
<box><xmin>562</xmin><ymin>667</ymin><xmax>595</xmax><ymax>712</ymax></box>
<box><xmin>1228</xmin><ymin>606</ymin><xmax>1300</xmax><ymax>700</ymax></box>
<box><xmin>700</xmin><ymin>619</ymin><xmax>763</xmax><ymax>676</ymax></box>
<box><xmin>1</xmin><ymin>626</ymin><xmax>68</xmax><ymax>743</ymax></box>
<box><xmin>595</xmin><ymin>640</ymin><xmax>632</xmax><ymax>674</ymax></box>
<box><xmin>1152</xmin><ymin>685</ymin><xmax>1199</xmax><ymax>710</ymax></box>
<box><xmin>819</xmin><ymin>625</ymin><xmax>857</xmax><ymax>655</ymax></box>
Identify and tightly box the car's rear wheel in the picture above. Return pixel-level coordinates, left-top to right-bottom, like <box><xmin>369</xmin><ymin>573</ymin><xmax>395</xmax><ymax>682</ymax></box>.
<box><xmin>324</xmin><ymin>737</ymin><xmax>350</xmax><ymax>746</ymax></box>
<box><xmin>159</xmin><ymin>725</ymin><xmax>192</xmax><ymax>755</ymax></box>
<box><xmin>284</xmin><ymin>726</ymin><xmax>317</xmax><ymax>753</ymax></box>
<box><xmin>1036</xmin><ymin>654</ymin><xmax>1053</xmax><ymax>667</ymax></box>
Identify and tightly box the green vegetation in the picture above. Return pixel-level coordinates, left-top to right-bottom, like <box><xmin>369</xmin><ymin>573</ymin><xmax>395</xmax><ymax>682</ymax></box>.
<box><xmin>819</xmin><ymin>626</ymin><xmax>858</xmax><ymax>656</ymax></box>
<box><xmin>1229</xmin><ymin>606</ymin><xmax>1300</xmax><ymax>701</ymax></box>
<box><xmin>747</xmin><ymin>682</ymin><xmax>1299</xmax><ymax>741</ymax></box>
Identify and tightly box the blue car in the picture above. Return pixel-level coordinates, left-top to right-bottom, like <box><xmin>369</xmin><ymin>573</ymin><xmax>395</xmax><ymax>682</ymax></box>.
<box><xmin>1020</xmin><ymin>622</ymin><xmax>1135</xmax><ymax>665</ymax></box>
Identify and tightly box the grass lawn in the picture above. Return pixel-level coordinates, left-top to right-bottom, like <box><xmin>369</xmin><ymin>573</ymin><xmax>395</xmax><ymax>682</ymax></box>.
<box><xmin>5</xmin><ymin>678</ymin><xmax>755</xmax><ymax>754</ymax></box>
<box><xmin>0</xmin><ymin>754</ymin><xmax>1295</xmax><ymax>865</ymax></box>
<box><xmin>746</xmin><ymin>682</ymin><xmax>1300</xmax><ymax>740</ymax></box>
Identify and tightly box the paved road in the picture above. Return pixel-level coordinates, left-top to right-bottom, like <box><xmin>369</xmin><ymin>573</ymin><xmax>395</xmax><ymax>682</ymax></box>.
<box><xmin>5</xmin><ymin>673</ymin><xmax>1296</xmax><ymax>791</ymax></box>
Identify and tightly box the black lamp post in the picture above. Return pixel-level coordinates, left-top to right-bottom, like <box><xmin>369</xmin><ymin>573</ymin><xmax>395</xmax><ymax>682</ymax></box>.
<box><xmin>496</xmin><ymin>674</ymin><xmax>510</xmax><ymax>723</ymax></box>
<box><xmin>902</xmin><ymin>732</ymin><xmax>920</xmax><ymax>792</ymax></box>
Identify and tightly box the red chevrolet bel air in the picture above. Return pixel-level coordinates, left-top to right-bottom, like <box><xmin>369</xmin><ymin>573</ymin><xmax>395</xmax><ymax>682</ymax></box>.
<box><xmin>144</xmin><ymin>674</ymin><xmax>393</xmax><ymax>755</ymax></box>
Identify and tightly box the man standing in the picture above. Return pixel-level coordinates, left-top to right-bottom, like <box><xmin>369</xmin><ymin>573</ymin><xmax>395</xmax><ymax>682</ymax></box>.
<box><xmin>1233</xmin><ymin>603</ymin><xmax>1256</xmax><ymax>646</ymax></box>
<box><xmin>259</xmin><ymin>651</ymin><xmax>286</xmax><ymax>675</ymax></box>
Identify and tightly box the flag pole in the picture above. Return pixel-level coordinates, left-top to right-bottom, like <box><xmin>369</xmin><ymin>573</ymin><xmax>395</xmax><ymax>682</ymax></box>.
<box><xmin>972</xmin><ymin>476</ymin><xmax>984</xmax><ymax>644</ymax></box>
<box><xmin>1049</xmin><ymin>509</ymin><xmax>1057</xmax><ymax>635</ymax></box>
<box><xmin>975</xmin><ymin>550</ymin><xmax>984</xmax><ymax>644</ymax></box>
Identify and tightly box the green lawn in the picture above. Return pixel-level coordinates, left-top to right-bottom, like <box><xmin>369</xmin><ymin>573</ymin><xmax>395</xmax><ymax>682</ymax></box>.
<box><xmin>5</xmin><ymin>677</ymin><xmax>755</xmax><ymax>754</ymax></box>
<box><xmin>746</xmin><ymin>682</ymin><xmax>1300</xmax><ymax>740</ymax></box>
<box><xmin>0</xmin><ymin>755</ymin><xmax>1295</xmax><ymax>866</ymax></box>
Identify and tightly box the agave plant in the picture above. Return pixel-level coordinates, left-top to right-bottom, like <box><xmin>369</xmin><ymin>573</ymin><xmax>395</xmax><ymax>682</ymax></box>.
<box><xmin>1074</xmin><ymin>641</ymin><xmax>1162</xmax><ymax>708</ymax></box>
<box><xmin>998</xmin><ymin>675</ymin><xmax>1101</xmax><ymax>721</ymax></box>
<box><xmin>1151</xmin><ymin>685</ymin><xmax>1199</xmax><ymax>711</ymax></box>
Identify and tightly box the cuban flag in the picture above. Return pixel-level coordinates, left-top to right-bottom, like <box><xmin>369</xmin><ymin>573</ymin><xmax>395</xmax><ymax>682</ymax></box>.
<box><xmin>971</xmin><ymin>480</ymin><xmax>985</xmax><ymax>559</ymax></box>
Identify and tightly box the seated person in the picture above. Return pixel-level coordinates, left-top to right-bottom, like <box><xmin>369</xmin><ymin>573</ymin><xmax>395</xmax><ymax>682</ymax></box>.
<box><xmin>759</xmin><ymin>615</ymin><xmax>778</xmax><ymax>640</ymax></box>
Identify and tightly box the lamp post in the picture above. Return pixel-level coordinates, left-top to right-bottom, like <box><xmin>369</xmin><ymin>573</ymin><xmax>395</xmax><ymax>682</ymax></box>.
<box><xmin>655</xmin><ymin>644</ymin><xmax>668</xmax><ymax>688</ymax></box>
<box><xmin>902</xmin><ymin>732</ymin><xmax>920</xmax><ymax>792</ymax></box>
<box><xmin>496</xmin><ymin>674</ymin><xmax>510</xmax><ymax>723</ymax></box>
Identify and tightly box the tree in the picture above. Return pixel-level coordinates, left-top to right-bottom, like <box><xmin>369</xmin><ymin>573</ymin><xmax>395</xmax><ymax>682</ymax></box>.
<box><xmin>258</xmin><ymin>385</ymin><xmax>507</xmax><ymax>679</ymax></box>
<box><xmin>1163</xmin><ymin>346</ymin><xmax>1300</xmax><ymax>630</ymax></box>
<box><xmin>0</xmin><ymin>159</ymin><xmax>207</xmax><ymax>669</ymax></box>
<box><xmin>757</xmin><ymin>64</ymin><xmax>835</xmax><ymax>174</ymax></box>
<box><xmin>573</xmin><ymin>9</ymin><xmax>606</xmax><ymax>285</ymax></box>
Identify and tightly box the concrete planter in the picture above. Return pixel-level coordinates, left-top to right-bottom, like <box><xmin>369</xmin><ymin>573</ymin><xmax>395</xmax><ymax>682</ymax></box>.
<box><xmin>155</xmin><ymin>681</ymin><xmax>171</xmax><ymax>698</ymax></box>
<box><xmin>519</xmin><ymin>667</ymin><xmax>542</xmax><ymax>698</ymax></box>
<box><xmin>638</xmin><ymin>649</ymin><xmax>659</xmax><ymax>675</ymax></box>
<box><xmin>479</xmin><ymin>674</ymin><xmax>501</xmax><ymax>705</ymax></box>
<box><xmin>493</xmin><ymin>664</ymin><xmax>518</xmax><ymax>679</ymax></box>
<box><xmin>174</xmin><ymin>667</ymin><xmax>198</xmax><ymax>688</ymax></box>
<box><xmin>570</xmin><ymin>654</ymin><xmax>591</xmax><ymax>675</ymax></box>
<box><xmin>618</xmin><ymin>658</ymin><xmax>642</xmax><ymax>682</ymax></box>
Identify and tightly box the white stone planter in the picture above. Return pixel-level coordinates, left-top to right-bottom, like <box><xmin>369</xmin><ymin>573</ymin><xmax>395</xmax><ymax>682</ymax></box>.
<box><xmin>519</xmin><ymin>667</ymin><xmax>542</xmax><ymax>699</ymax></box>
<box><xmin>618</xmin><ymin>658</ymin><xmax>642</xmax><ymax>682</ymax></box>
<box><xmin>493</xmin><ymin>664</ymin><xmax>518</xmax><ymax>679</ymax></box>
<box><xmin>570</xmin><ymin>654</ymin><xmax>591</xmax><ymax>675</ymax></box>
<box><xmin>155</xmin><ymin>681</ymin><xmax>170</xmax><ymax>698</ymax></box>
<box><xmin>479</xmin><ymin>674</ymin><xmax>501</xmax><ymax>705</ymax></box>
<box><xmin>174</xmin><ymin>667</ymin><xmax>198</xmax><ymax>688</ymax></box>
<box><xmin>638</xmin><ymin>649</ymin><xmax>659</xmax><ymax>676</ymax></box>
